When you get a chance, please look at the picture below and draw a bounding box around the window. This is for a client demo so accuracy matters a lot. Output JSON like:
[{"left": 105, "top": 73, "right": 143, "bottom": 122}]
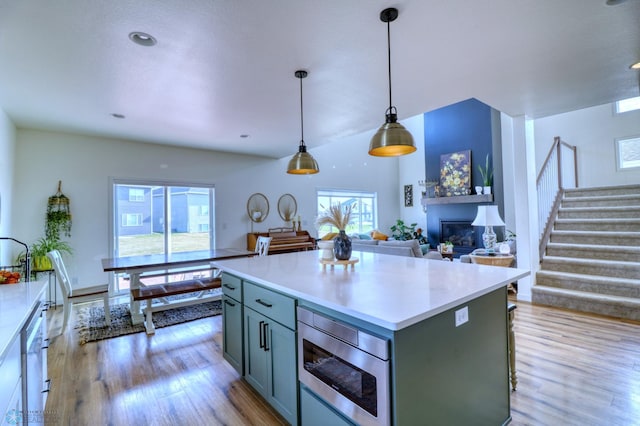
[
  {"left": 316, "top": 189, "right": 377, "bottom": 238},
  {"left": 616, "top": 137, "right": 640, "bottom": 170},
  {"left": 128, "top": 188, "right": 145, "bottom": 202},
  {"left": 122, "top": 213, "right": 142, "bottom": 227},
  {"left": 615, "top": 96, "right": 640, "bottom": 114},
  {"left": 110, "top": 180, "right": 215, "bottom": 293}
]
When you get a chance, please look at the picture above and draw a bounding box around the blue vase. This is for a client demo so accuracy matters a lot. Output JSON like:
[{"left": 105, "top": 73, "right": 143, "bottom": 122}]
[{"left": 333, "top": 230, "right": 352, "bottom": 260}]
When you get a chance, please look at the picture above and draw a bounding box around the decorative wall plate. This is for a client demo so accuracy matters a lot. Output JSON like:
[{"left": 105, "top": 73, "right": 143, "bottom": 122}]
[
  {"left": 247, "top": 193, "right": 269, "bottom": 223},
  {"left": 277, "top": 193, "right": 297, "bottom": 222}
]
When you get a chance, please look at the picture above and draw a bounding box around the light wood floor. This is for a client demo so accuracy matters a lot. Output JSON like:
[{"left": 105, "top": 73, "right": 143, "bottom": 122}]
[{"left": 44, "top": 298, "right": 640, "bottom": 425}]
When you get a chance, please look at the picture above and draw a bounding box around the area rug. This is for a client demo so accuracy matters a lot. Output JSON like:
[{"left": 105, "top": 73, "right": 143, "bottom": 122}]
[{"left": 75, "top": 299, "right": 222, "bottom": 345}]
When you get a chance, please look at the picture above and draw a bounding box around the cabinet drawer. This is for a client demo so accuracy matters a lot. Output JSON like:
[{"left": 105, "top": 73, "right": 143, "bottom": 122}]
[
  {"left": 244, "top": 282, "right": 295, "bottom": 329},
  {"left": 221, "top": 273, "right": 243, "bottom": 301}
]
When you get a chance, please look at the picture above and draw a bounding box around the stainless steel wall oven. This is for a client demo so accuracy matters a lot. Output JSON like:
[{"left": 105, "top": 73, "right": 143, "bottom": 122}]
[{"left": 297, "top": 307, "right": 390, "bottom": 426}]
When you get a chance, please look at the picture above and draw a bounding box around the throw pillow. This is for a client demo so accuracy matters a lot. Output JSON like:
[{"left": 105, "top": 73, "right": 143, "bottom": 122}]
[
  {"left": 358, "top": 233, "right": 373, "bottom": 240},
  {"left": 321, "top": 232, "right": 338, "bottom": 240},
  {"left": 371, "top": 230, "right": 388, "bottom": 241}
]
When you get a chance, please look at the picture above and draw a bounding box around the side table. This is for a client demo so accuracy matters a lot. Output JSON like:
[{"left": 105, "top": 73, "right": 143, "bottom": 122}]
[{"left": 468, "top": 254, "right": 516, "bottom": 293}]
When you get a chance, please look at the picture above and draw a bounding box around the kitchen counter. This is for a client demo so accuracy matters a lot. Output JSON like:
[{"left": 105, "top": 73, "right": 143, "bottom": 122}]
[
  {"left": 0, "top": 280, "right": 47, "bottom": 360},
  {"left": 212, "top": 250, "right": 529, "bottom": 330}
]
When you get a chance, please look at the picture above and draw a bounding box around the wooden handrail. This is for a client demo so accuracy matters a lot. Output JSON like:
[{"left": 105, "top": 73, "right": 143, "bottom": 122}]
[{"left": 537, "top": 137, "right": 578, "bottom": 259}]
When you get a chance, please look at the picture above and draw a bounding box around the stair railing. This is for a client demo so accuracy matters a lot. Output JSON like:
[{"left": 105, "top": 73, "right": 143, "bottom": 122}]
[{"left": 537, "top": 136, "right": 578, "bottom": 259}]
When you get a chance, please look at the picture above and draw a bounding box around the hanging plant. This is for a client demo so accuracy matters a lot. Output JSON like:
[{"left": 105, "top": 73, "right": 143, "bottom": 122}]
[{"left": 45, "top": 181, "right": 72, "bottom": 240}]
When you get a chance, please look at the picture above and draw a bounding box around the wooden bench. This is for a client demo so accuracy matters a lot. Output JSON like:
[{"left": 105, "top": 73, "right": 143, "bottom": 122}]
[{"left": 132, "top": 274, "right": 222, "bottom": 334}]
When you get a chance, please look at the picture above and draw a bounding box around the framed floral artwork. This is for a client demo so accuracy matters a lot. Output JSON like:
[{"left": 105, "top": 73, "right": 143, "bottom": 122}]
[{"left": 439, "top": 150, "right": 471, "bottom": 196}]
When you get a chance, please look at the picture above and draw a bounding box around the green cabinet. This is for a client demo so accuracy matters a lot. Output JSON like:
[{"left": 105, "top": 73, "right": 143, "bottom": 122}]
[
  {"left": 221, "top": 273, "right": 243, "bottom": 374},
  {"left": 243, "top": 283, "right": 297, "bottom": 425},
  {"left": 300, "top": 385, "right": 355, "bottom": 426}
]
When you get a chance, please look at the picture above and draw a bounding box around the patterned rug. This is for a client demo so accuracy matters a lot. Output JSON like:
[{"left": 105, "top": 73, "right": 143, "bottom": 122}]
[{"left": 75, "top": 299, "right": 222, "bottom": 345}]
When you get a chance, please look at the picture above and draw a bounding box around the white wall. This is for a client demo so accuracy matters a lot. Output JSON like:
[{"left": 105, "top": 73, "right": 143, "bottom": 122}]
[
  {"left": 534, "top": 103, "right": 640, "bottom": 188},
  {"left": 11, "top": 121, "right": 417, "bottom": 287},
  {"left": 398, "top": 114, "right": 427, "bottom": 233},
  {"left": 0, "top": 108, "right": 16, "bottom": 266},
  {"left": 12, "top": 129, "right": 267, "bottom": 286}
]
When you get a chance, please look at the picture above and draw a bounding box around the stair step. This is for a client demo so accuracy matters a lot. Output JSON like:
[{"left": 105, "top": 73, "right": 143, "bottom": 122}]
[
  {"left": 554, "top": 218, "right": 640, "bottom": 232},
  {"left": 558, "top": 206, "right": 640, "bottom": 219},
  {"left": 564, "top": 185, "right": 640, "bottom": 198},
  {"left": 549, "top": 230, "right": 640, "bottom": 246},
  {"left": 545, "top": 242, "right": 640, "bottom": 262},
  {"left": 538, "top": 185, "right": 640, "bottom": 320},
  {"left": 536, "top": 270, "right": 640, "bottom": 298},
  {"left": 532, "top": 286, "right": 640, "bottom": 321},
  {"left": 541, "top": 256, "right": 640, "bottom": 280},
  {"left": 561, "top": 194, "right": 640, "bottom": 208}
]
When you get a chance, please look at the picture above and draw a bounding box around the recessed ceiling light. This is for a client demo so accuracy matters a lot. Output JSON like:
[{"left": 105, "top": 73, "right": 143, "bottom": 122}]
[
  {"left": 128, "top": 31, "right": 157, "bottom": 47},
  {"left": 605, "top": 0, "right": 627, "bottom": 5},
  {"left": 630, "top": 61, "right": 640, "bottom": 70},
  {"left": 111, "top": 113, "right": 125, "bottom": 119},
  {"left": 240, "top": 134, "right": 249, "bottom": 138}
]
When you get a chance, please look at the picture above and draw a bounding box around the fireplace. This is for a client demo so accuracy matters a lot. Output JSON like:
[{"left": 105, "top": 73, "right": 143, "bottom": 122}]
[{"left": 440, "top": 220, "right": 477, "bottom": 256}]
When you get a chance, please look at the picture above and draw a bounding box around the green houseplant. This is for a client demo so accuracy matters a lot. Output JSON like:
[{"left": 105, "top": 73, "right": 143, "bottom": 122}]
[
  {"left": 478, "top": 154, "right": 493, "bottom": 194},
  {"left": 30, "top": 236, "right": 72, "bottom": 271},
  {"left": 390, "top": 219, "right": 417, "bottom": 241}
]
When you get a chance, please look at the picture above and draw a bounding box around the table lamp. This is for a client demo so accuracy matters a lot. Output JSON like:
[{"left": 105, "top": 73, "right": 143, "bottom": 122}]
[{"left": 471, "top": 205, "right": 505, "bottom": 251}]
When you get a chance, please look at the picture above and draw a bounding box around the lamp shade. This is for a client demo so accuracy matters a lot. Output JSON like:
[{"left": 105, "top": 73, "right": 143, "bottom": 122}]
[
  {"left": 471, "top": 205, "right": 505, "bottom": 227},
  {"left": 368, "top": 118, "right": 416, "bottom": 157},
  {"left": 286, "top": 145, "right": 319, "bottom": 175}
]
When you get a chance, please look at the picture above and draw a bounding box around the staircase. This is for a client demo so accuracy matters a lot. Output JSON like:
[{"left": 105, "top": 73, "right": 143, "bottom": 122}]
[{"left": 532, "top": 185, "right": 640, "bottom": 320}]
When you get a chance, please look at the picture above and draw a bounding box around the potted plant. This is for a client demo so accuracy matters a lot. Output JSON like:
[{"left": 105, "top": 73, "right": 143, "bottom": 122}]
[
  {"left": 478, "top": 154, "right": 493, "bottom": 195},
  {"left": 441, "top": 241, "right": 454, "bottom": 254},
  {"left": 316, "top": 203, "right": 353, "bottom": 260},
  {"left": 29, "top": 236, "right": 72, "bottom": 271},
  {"left": 390, "top": 219, "right": 417, "bottom": 241}
]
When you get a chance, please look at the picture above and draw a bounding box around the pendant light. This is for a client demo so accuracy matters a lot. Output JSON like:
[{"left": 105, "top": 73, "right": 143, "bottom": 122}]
[
  {"left": 369, "top": 7, "right": 416, "bottom": 157},
  {"left": 287, "top": 70, "right": 320, "bottom": 174}
]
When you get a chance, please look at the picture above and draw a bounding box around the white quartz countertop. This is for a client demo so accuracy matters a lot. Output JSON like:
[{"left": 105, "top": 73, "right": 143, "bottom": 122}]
[
  {"left": 0, "top": 280, "right": 47, "bottom": 360},
  {"left": 213, "top": 250, "right": 529, "bottom": 331}
]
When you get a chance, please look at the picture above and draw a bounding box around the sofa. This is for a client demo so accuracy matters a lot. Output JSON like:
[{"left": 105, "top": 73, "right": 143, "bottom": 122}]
[{"left": 351, "top": 238, "right": 426, "bottom": 258}]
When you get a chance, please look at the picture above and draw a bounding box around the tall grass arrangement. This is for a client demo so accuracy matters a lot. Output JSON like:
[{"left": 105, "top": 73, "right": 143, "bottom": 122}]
[{"left": 315, "top": 203, "right": 353, "bottom": 231}]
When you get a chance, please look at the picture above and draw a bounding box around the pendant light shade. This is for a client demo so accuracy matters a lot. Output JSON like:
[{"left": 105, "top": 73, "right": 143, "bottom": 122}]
[
  {"left": 287, "top": 70, "right": 319, "bottom": 175},
  {"left": 369, "top": 7, "right": 416, "bottom": 157}
]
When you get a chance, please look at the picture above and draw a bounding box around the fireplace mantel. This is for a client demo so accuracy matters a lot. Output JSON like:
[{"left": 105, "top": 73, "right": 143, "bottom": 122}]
[{"left": 423, "top": 194, "right": 493, "bottom": 205}]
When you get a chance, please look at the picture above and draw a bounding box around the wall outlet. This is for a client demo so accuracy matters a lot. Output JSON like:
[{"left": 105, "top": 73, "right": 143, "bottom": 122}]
[{"left": 455, "top": 306, "right": 469, "bottom": 327}]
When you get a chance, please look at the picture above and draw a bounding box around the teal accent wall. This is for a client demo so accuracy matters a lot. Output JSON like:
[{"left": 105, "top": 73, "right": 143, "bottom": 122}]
[{"left": 424, "top": 98, "right": 504, "bottom": 253}]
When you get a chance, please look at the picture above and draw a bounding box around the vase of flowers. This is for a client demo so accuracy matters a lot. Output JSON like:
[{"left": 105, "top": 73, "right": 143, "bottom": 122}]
[{"left": 316, "top": 203, "right": 353, "bottom": 261}]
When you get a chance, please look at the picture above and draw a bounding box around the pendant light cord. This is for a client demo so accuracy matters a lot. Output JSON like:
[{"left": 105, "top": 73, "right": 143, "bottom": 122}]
[
  {"left": 299, "top": 74, "right": 305, "bottom": 146},
  {"left": 386, "top": 18, "right": 393, "bottom": 112}
]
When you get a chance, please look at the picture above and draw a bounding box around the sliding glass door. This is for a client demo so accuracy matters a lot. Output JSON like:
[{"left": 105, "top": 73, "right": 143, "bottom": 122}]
[{"left": 111, "top": 180, "right": 215, "bottom": 292}]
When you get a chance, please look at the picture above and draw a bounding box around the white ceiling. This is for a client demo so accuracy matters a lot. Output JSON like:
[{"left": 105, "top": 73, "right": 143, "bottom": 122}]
[{"left": 0, "top": 0, "right": 638, "bottom": 159}]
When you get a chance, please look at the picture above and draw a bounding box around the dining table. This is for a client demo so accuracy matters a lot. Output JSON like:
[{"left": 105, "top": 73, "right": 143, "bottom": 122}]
[{"left": 102, "top": 248, "right": 255, "bottom": 326}]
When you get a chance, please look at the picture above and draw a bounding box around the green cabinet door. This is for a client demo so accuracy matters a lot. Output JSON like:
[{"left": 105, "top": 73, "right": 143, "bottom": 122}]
[
  {"left": 222, "top": 295, "right": 243, "bottom": 374},
  {"left": 267, "top": 318, "right": 297, "bottom": 423},
  {"left": 244, "top": 307, "right": 269, "bottom": 396},
  {"left": 244, "top": 306, "right": 298, "bottom": 425}
]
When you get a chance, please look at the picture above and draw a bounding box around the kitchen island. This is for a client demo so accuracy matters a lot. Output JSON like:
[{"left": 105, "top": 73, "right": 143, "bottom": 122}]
[{"left": 213, "top": 250, "right": 529, "bottom": 425}]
